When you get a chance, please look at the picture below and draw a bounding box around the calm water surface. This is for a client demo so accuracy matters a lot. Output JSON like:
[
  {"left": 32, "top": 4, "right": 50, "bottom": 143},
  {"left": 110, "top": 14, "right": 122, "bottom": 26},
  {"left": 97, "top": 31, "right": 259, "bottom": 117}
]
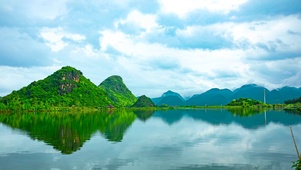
[{"left": 0, "top": 109, "right": 300, "bottom": 170}]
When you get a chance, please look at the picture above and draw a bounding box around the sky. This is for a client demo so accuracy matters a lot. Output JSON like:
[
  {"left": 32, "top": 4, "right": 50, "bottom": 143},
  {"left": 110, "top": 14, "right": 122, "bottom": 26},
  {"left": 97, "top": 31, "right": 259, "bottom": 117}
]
[{"left": 0, "top": 0, "right": 301, "bottom": 98}]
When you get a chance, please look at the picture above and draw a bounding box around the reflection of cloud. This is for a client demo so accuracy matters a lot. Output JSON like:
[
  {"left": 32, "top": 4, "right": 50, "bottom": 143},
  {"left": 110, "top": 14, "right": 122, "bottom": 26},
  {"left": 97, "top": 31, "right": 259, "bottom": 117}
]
[
  {"left": 124, "top": 119, "right": 298, "bottom": 169},
  {"left": 1, "top": 114, "right": 300, "bottom": 169},
  {"left": 0, "top": 124, "right": 58, "bottom": 155}
]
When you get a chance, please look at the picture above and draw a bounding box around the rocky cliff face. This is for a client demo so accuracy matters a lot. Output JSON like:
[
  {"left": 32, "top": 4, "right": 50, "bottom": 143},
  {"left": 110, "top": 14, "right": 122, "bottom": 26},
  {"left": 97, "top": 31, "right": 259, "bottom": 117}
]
[{"left": 59, "top": 69, "right": 81, "bottom": 95}]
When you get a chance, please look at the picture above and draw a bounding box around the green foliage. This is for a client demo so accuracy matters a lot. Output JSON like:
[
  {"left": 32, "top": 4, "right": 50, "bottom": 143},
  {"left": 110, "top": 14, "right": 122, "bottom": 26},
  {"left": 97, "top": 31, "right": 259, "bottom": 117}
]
[
  {"left": 283, "top": 96, "right": 301, "bottom": 114},
  {"left": 227, "top": 107, "right": 266, "bottom": 117},
  {"left": 292, "top": 159, "right": 301, "bottom": 170},
  {"left": 132, "top": 95, "right": 155, "bottom": 107},
  {"left": 0, "top": 66, "right": 112, "bottom": 110},
  {"left": 226, "top": 98, "right": 265, "bottom": 107},
  {"left": 99, "top": 75, "right": 137, "bottom": 107},
  {"left": 285, "top": 96, "right": 301, "bottom": 104},
  {"left": 0, "top": 110, "right": 136, "bottom": 154}
]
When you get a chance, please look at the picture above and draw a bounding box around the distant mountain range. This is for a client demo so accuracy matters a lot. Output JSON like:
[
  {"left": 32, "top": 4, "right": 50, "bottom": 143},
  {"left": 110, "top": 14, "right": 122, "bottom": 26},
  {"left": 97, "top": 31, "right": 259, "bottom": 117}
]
[
  {"left": 152, "top": 84, "right": 301, "bottom": 106},
  {"left": 152, "top": 90, "right": 186, "bottom": 106},
  {"left": 0, "top": 66, "right": 300, "bottom": 109}
]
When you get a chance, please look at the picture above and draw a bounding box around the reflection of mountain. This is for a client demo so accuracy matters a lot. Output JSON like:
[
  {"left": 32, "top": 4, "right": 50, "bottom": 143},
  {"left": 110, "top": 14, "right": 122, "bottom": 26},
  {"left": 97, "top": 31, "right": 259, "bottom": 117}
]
[
  {"left": 153, "top": 109, "right": 301, "bottom": 129},
  {"left": 0, "top": 110, "right": 136, "bottom": 154},
  {"left": 133, "top": 110, "right": 155, "bottom": 122},
  {"left": 153, "top": 110, "right": 185, "bottom": 125}
]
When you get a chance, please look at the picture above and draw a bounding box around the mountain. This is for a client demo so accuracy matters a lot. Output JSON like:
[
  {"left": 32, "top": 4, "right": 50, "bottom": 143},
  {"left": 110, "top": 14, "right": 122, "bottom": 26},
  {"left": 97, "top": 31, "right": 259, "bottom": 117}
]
[
  {"left": 158, "top": 96, "right": 186, "bottom": 106},
  {"left": 132, "top": 95, "right": 155, "bottom": 107},
  {"left": 231, "top": 84, "right": 268, "bottom": 102},
  {"left": 152, "top": 90, "right": 185, "bottom": 106},
  {"left": 186, "top": 88, "right": 232, "bottom": 106},
  {"left": 268, "top": 87, "right": 301, "bottom": 104},
  {"left": 99, "top": 75, "right": 137, "bottom": 107},
  {"left": 186, "top": 84, "right": 301, "bottom": 106},
  {"left": 231, "top": 84, "right": 301, "bottom": 104},
  {"left": 0, "top": 66, "right": 111, "bottom": 109}
]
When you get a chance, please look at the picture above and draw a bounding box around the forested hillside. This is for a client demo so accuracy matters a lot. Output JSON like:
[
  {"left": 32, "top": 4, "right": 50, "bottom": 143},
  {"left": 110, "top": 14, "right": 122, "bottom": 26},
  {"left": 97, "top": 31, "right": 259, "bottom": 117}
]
[
  {"left": 0, "top": 66, "right": 112, "bottom": 110},
  {"left": 99, "top": 75, "right": 137, "bottom": 107}
]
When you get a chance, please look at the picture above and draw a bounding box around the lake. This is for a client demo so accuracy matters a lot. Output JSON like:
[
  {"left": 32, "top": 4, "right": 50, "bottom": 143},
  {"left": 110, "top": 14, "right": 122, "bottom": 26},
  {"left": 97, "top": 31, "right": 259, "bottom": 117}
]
[{"left": 0, "top": 109, "right": 300, "bottom": 170}]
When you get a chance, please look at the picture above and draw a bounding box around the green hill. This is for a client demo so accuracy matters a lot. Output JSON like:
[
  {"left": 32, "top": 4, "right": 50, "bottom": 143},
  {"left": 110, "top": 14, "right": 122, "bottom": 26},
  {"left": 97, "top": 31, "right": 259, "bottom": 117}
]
[
  {"left": 99, "top": 75, "right": 137, "bottom": 107},
  {"left": 0, "top": 66, "right": 111, "bottom": 110},
  {"left": 132, "top": 95, "right": 155, "bottom": 107}
]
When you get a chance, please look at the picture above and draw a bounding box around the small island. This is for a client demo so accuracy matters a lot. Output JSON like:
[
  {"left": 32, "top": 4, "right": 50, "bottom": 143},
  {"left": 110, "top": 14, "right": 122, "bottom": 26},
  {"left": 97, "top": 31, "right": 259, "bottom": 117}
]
[{"left": 226, "top": 98, "right": 269, "bottom": 107}]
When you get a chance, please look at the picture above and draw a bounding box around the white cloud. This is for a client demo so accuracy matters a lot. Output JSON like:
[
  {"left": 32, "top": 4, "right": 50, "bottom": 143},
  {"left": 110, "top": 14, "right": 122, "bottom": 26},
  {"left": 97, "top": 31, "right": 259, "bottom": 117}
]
[
  {"left": 99, "top": 29, "right": 252, "bottom": 96},
  {"left": 176, "top": 15, "right": 301, "bottom": 54},
  {"left": 229, "top": 15, "right": 301, "bottom": 53},
  {"left": 25, "top": 0, "right": 69, "bottom": 20},
  {"left": 115, "top": 10, "right": 160, "bottom": 33},
  {"left": 40, "top": 27, "right": 85, "bottom": 52},
  {"left": 158, "top": 0, "right": 248, "bottom": 18},
  {"left": 249, "top": 57, "right": 301, "bottom": 89},
  {"left": 0, "top": 66, "right": 60, "bottom": 97},
  {"left": 0, "top": 0, "right": 69, "bottom": 20},
  {"left": 1, "top": 0, "right": 300, "bottom": 97}
]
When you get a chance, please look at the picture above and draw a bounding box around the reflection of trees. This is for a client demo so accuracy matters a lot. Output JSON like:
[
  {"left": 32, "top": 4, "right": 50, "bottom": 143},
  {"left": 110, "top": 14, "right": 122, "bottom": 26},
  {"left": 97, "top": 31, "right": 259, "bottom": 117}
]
[
  {"left": 0, "top": 109, "right": 136, "bottom": 154},
  {"left": 133, "top": 109, "right": 155, "bottom": 122},
  {"left": 99, "top": 109, "right": 136, "bottom": 142},
  {"left": 284, "top": 108, "right": 301, "bottom": 115},
  {"left": 227, "top": 107, "right": 266, "bottom": 117}
]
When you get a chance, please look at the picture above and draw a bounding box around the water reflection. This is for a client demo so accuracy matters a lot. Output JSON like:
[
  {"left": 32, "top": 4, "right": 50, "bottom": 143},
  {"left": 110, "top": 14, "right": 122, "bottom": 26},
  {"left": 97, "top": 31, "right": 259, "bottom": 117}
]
[
  {"left": 1, "top": 109, "right": 301, "bottom": 155},
  {"left": 133, "top": 109, "right": 155, "bottom": 122},
  {"left": 0, "top": 109, "right": 136, "bottom": 154},
  {"left": 1, "top": 108, "right": 301, "bottom": 170},
  {"left": 152, "top": 108, "right": 301, "bottom": 129}
]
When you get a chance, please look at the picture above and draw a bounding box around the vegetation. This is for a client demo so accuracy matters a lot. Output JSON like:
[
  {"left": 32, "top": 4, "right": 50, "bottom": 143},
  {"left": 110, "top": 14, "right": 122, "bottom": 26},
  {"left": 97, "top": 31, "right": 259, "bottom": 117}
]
[
  {"left": 99, "top": 75, "right": 137, "bottom": 107},
  {"left": 285, "top": 96, "right": 301, "bottom": 104},
  {"left": 292, "top": 159, "right": 301, "bottom": 170},
  {"left": 0, "top": 66, "right": 112, "bottom": 111},
  {"left": 284, "top": 96, "right": 301, "bottom": 113},
  {"left": 132, "top": 95, "right": 155, "bottom": 107},
  {"left": 226, "top": 98, "right": 268, "bottom": 107}
]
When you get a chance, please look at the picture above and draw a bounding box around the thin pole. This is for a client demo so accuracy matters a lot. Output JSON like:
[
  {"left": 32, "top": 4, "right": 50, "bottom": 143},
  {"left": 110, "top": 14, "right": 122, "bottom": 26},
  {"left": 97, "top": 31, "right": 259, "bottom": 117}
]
[
  {"left": 264, "top": 110, "right": 267, "bottom": 125},
  {"left": 290, "top": 126, "right": 300, "bottom": 158},
  {"left": 263, "top": 89, "right": 266, "bottom": 104}
]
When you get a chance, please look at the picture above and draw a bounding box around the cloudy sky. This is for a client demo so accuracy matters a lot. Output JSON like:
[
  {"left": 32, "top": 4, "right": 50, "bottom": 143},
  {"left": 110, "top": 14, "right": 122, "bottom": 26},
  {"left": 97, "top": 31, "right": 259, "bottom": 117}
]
[{"left": 0, "top": 0, "right": 301, "bottom": 98}]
